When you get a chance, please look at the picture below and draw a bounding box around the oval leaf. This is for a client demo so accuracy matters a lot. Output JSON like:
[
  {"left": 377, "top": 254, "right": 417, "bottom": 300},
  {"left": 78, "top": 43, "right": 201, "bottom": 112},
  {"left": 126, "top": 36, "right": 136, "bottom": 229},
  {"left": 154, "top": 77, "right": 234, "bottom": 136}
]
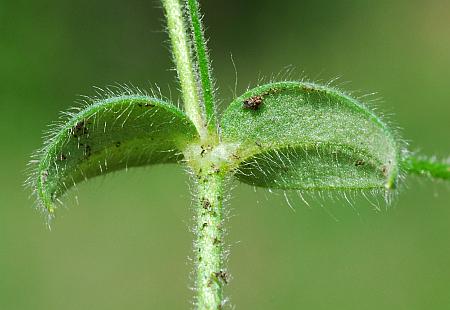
[
  {"left": 220, "top": 82, "right": 402, "bottom": 191},
  {"left": 29, "top": 95, "right": 198, "bottom": 219}
]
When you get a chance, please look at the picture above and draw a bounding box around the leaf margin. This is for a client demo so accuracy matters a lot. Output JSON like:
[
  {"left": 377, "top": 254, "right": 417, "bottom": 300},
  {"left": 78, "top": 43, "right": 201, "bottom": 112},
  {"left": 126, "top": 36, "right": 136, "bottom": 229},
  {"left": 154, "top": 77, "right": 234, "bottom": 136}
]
[
  {"left": 27, "top": 93, "right": 199, "bottom": 222},
  {"left": 220, "top": 81, "right": 404, "bottom": 192}
]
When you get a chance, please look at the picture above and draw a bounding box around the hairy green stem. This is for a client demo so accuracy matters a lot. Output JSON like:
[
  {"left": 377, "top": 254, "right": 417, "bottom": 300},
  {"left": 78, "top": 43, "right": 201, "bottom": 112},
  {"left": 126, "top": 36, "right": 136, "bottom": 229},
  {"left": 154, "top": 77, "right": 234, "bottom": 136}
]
[
  {"left": 194, "top": 171, "right": 226, "bottom": 310},
  {"left": 162, "top": 0, "right": 207, "bottom": 138},
  {"left": 186, "top": 0, "right": 217, "bottom": 133},
  {"left": 163, "top": 0, "right": 225, "bottom": 307},
  {"left": 403, "top": 155, "right": 450, "bottom": 181}
]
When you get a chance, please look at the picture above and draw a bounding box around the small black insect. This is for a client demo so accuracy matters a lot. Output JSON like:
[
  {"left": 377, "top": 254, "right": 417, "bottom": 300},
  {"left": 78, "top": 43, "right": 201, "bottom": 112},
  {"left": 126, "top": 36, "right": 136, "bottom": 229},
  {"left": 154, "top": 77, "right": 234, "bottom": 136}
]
[
  {"left": 115, "top": 141, "right": 121, "bottom": 148},
  {"left": 243, "top": 95, "right": 263, "bottom": 110}
]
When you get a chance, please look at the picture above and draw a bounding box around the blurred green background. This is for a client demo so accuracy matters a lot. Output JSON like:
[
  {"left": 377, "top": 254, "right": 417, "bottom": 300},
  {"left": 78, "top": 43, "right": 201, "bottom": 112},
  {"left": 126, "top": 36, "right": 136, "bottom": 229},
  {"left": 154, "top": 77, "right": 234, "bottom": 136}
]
[{"left": 1, "top": 0, "right": 449, "bottom": 309}]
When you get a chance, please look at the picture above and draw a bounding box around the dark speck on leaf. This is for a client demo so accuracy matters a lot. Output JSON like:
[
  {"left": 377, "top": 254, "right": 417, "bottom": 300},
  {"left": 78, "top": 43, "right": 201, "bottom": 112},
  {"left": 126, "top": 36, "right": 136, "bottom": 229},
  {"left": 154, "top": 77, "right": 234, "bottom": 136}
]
[
  {"left": 302, "top": 85, "right": 320, "bottom": 93},
  {"left": 381, "top": 165, "right": 388, "bottom": 176},
  {"left": 243, "top": 95, "right": 263, "bottom": 110},
  {"left": 138, "top": 102, "right": 155, "bottom": 108},
  {"left": 355, "top": 160, "right": 365, "bottom": 167},
  {"left": 71, "top": 120, "right": 89, "bottom": 138}
]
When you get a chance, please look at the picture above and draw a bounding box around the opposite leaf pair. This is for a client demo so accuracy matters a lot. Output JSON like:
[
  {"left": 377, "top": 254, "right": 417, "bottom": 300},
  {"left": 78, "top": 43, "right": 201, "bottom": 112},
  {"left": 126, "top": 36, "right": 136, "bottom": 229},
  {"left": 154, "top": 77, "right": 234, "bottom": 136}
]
[
  {"left": 30, "top": 81, "right": 401, "bottom": 221},
  {"left": 28, "top": 0, "right": 449, "bottom": 308}
]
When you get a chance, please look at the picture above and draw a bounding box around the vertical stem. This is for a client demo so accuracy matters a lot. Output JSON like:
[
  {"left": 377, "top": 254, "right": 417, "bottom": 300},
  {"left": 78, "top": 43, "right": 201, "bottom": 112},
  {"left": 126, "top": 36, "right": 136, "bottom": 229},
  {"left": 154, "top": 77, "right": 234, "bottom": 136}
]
[
  {"left": 161, "top": 0, "right": 207, "bottom": 139},
  {"left": 194, "top": 171, "right": 226, "bottom": 309},
  {"left": 186, "top": 0, "right": 217, "bottom": 133}
]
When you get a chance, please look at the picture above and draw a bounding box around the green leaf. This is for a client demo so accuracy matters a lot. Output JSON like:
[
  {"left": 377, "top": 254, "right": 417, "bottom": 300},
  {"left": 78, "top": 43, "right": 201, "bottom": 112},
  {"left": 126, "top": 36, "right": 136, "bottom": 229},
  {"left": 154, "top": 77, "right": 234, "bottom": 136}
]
[
  {"left": 29, "top": 95, "right": 198, "bottom": 220},
  {"left": 220, "top": 81, "right": 402, "bottom": 191}
]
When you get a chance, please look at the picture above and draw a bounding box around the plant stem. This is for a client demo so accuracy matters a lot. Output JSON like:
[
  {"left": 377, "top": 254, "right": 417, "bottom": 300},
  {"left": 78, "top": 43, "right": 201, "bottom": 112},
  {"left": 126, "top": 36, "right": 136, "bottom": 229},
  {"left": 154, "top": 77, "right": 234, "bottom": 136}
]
[
  {"left": 186, "top": 0, "right": 217, "bottom": 133},
  {"left": 194, "top": 171, "right": 226, "bottom": 310},
  {"left": 161, "top": 0, "right": 207, "bottom": 139},
  {"left": 403, "top": 155, "right": 450, "bottom": 181},
  {"left": 163, "top": 0, "right": 225, "bottom": 307}
]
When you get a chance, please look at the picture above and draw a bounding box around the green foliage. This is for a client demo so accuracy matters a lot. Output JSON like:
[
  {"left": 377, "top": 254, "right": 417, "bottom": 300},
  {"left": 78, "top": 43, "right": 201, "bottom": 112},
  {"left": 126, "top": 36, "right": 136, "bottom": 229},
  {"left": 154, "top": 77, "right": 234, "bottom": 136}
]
[
  {"left": 221, "top": 82, "right": 401, "bottom": 191},
  {"left": 27, "top": 0, "right": 449, "bottom": 309},
  {"left": 28, "top": 94, "right": 198, "bottom": 221}
]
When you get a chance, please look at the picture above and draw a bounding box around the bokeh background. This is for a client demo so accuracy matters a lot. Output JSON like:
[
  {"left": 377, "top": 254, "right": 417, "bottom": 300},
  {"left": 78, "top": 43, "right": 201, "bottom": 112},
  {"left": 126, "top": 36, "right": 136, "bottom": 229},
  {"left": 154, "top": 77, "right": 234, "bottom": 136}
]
[{"left": 1, "top": 0, "right": 450, "bottom": 309}]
